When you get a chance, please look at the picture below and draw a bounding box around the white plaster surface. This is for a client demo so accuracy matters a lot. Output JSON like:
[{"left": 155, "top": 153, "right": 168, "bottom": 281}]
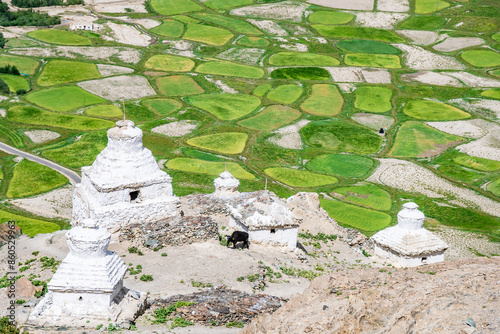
[{"left": 214, "top": 171, "right": 240, "bottom": 198}]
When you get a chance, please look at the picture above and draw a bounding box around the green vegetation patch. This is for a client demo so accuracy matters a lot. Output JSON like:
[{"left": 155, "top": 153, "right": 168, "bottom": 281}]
[
  {"left": 25, "top": 86, "right": 106, "bottom": 112},
  {"left": 398, "top": 16, "right": 447, "bottom": 30},
  {"left": 461, "top": 50, "right": 500, "bottom": 68},
  {"left": 355, "top": 86, "right": 392, "bottom": 113},
  {"left": 37, "top": 60, "right": 101, "bottom": 87},
  {"left": 266, "top": 85, "right": 303, "bottom": 104},
  {"left": 196, "top": 61, "right": 264, "bottom": 78},
  {"left": 404, "top": 100, "right": 470, "bottom": 121},
  {"left": 306, "top": 153, "right": 374, "bottom": 178},
  {"left": 308, "top": 11, "right": 354, "bottom": 25},
  {"left": 333, "top": 185, "right": 391, "bottom": 211},
  {"left": 145, "top": 55, "right": 195, "bottom": 72},
  {"left": 238, "top": 105, "right": 301, "bottom": 131},
  {"left": 300, "top": 84, "right": 343, "bottom": 116},
  {"left": 0, "top": 209, "right": 60, "bottom": 237},
  {"left": 481, "top": 88, "right": 500, "bottom": 100},
  {"left": 344, "top": 54, "right": 401, "bottom": 68},
  {"left": 265, "top": 167, "right": 338, "bottom": 188},
  {"left": 268, "top": 52, "right": 339, "bottom": 66},
  {"left": 204, "top": 0, "right": 253, "bottom": 9},
  {"left": 252, "top": 83, "right": 272, "bottom": 97},
  {"left": 493, "top": 33, "right": 500, "bottom": 42},
  {"left": 7, "top": 159, "right": 68, "bottom": 198},
  {"left": 337, "top": 39, "right": 401, "bottom": 55},
  {"left": 312, "top": 25, "right": 404, "bottom": 43},
  {"left": 320, "top": 199, "right": 391, "bottom": 231},
  {"left": 487, "top": 178, "right": 500, "bottom": 196},
  {"left": 0, "top": 74, "right": 29, "bottom": 92},
  {"left": 156, "top": 75, "right": 204, "bottom": 96},
  {"left": 301, "top": 119, "right": 383, "bottom": 154},
  {"left": 389, "top": 121, "right": 464, "bottom": 157},
  {"left": 270, "top": 67, "right": 330, "bottom": 81},
  {"left": 183, "top": 24, "right": 234, "bottom": 46},
  {"left": 150, "top": 0, "right": 202, "bottom": 15},
  {"left": 85, "top": 104, "right": 122, "bottom": 118},
  {"left": 237, "top": 36, "right": 269, "bottom": 47},
  {"left": 186, "top": 93, "right": 260, "bottom": 120},
  {"left": 8, "top": 106, "right": 114, "bottom": 130},
  {"left": 192, "top": 13, "right": 262, "bottom": 35},
  {"left": 150, "top": 20, "right": 184, "bottom": 38},
  {"left": 187, "top": 132, "right": 248, "bottom": 154},
  {"left": 454, "top": 155, "right": 500, "bottom": 172},
  {"left": 28, "top": 29, "right": 91, "bottom": 45},
  {"left": 166, "top": 158, "right": 255, "bottom": 179},
  {"left": 0, "top": 55, "right": 39, "bottom": 75},
  {"left": 143, "top": 98, "right": 182, "bottom": 115},
  {"left": 415, "top": 0, "right": 450, "bottom": 14}
]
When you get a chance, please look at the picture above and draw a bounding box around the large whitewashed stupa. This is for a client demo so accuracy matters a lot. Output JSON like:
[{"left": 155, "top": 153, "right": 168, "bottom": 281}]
[
  {"left": 72, "top": 120, "right": 180, "bottom": 233},
  {"left": 213, "top": 169, "right": 240, "bottom": 198}
]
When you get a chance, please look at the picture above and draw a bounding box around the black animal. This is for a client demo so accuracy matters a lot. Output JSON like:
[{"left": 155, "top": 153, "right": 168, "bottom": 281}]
[{"left": 226, "top": 231, "right": 249, "bottom": 249}]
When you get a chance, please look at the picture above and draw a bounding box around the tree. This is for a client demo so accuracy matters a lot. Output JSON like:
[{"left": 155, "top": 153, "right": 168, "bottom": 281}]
[
  {"left": 0, "top": 78, "right": 10, "bottom": 95},
  {"left": 0, "top": 32, "right": 4, "bottom": 48}
]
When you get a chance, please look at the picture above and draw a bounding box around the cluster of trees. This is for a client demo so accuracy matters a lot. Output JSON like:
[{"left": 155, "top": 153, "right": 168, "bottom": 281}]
[
  {"left": 12, "top": 0, "right": 84, "bottom": 8},
  {"left": 0, "top": 1, "right": 60, "bottom": 26},
  {"left": 0, "top": 65, "right": 20, "bottom": 75}
]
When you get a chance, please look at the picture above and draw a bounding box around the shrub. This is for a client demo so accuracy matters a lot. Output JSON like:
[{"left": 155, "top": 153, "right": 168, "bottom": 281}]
[
  {"left": 171, "top": 317, "right": 193, "bottom": 329},
  {"left": 16, "top": 89, "right": 26, "bottom": 95},
  {"left": 226, "top": 321, "right": 244, "bottom": 328},
  {"left": 161, "top": 253, "right": 168, "bottom": 257},
  {"left": 140, "top": 274, "right": 153, "bottom": 282}
]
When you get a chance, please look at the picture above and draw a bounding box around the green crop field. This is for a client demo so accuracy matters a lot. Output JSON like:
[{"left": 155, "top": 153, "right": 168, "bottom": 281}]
[
  {"left": 196, "top": 61, "right": 264, "bottom": 78},
  {"left": 166, "top": 158, "right": 255, "bottom": 179},
  {"left": 0, "top": 74, "right": 29, "bottom": 92},
  {"left": 187, "top": 132, "right": 248, "bottom": 154},
  {"left": 0, "top": 209, "right": 61, "bottom": 237},
  {"left": 25, "top": 86, "right": 106, "bottom": 112},
  {"left": 37, "top": 60, "right": 101, "bottom": 87},
  {"left": 301, "top": 84, "right": 343, "bottom": 116},
  {"left": 461, "top": 50, "right": 500, "bottom": 68},
  {"left": 306, "top": 153, "right": 374, "bottom": 178},
  {"left": 344, "top": 54, "right": 401, "bottom": 68},
  {"left": 337, "top": 40, "right": 401, "bottom": 55},
  {"left": 332, "top": 185, "right": 392, "bottom": 211},
  {"left": 454, "top": 155, "right": 500, "bottom": 172},
  {"left": 268, "top": 52, "right": 339, "bottom": 66},
  {"left": 186, "top": 93, "right": 260, "bottom": 120},
  {"left": 204, "top": 0, "right": 252, "bottom": 9},
  {"left": 253, "top": 84, "right": 272, "bottom": 97},
  {"left": 398, "top": 16, "right": 446, "bottom": 30},
  {"left": 404, "top": 100, "right": 470, "bottom": 121},
  {"left": 266, "top": 85, "right": 303, "bottom": 104},
  {"left": 320, "top": 199, "right": 392, "bottom": 231},
  {"left": 7, "top": 159, "right": 68, "bottom": 198},
  {"left": 144, "top": 55, "right": 195, "bottom": 72},
  {"left": 307, "top": 11, "right": 354, "bottom": 25},
  {"left": 183, "top": 23, "right": 233, "bottom": 46},
  {"left": 156, "top": 75, "right": 204, "bottom": 96},
  {"left": 192, "top": 13, "right": 262, "bottom": 35},
  {"left": 0, "top": 55, "right": 39, "bottom": 75},
  {"left": 270, "top": 67, "right": 330, "bottom": 81},
  {"left": 151, "top": 0, "right": 202, "bottom": 15},
  {"left": 150, "top": 20, "right": 184, "bottom": 38},
  {"left": 481, "top": 89, "right": 500, "bottom": 100},
  {"left": 237, "top": 36, "right": 269, "bottom": 47},
  {"left": 8, "top": 106, "right": 114, "bottom": 130},
  {"left": 312, "top": 25, "right": 404, "bottom": 43},
  {"left": 85, "top": 104, "right": 123, "bottom": 118},
  {"left": 238, "top": 105, "right": 301, "bottom": 131},
  {"left": 265, "top": 167, "right": 338, "bottom": 188},
  {"left": 487, "top": 178, "right": 500, "bottom": 196},
  {"left": 390, "top": 122, "right": 464, "bottom": 157},
  {"left": 355, "top": 86, "right": 393, "bottom": 113},
  {"left": 28, "top": 29, "right": 91, "bottom": 45},
  {"left": 143, "top": 98, "right": 183, "bottom": 115},
  {"left": 415, "top": 0, "right": 450, "bottom": 14}
]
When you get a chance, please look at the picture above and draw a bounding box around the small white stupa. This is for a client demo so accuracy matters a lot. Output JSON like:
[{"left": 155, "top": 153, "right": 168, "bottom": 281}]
[
  {"left": 72, "top": 120, "right": 180, "bottom": 233},
  {"left": 28, "top": 218, "right": 146, "bottom": 327},
  {"left": 371, "top": 202, "right": 448, "bottom": 267},
  {"left": 213, "top": 168, "right": 240, "bottom": 198}
]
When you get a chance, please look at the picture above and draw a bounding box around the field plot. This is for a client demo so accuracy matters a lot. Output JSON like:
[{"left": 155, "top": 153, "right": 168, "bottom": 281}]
[
  {"left": 204, "top": 0, "right": 253, "bottom": 9},
  {"left": 270, "top": 67, "right": 330, "bottom": 81},
  {"left": 390, "top": 121, "right": 464, "bottom": 157},
  {"left": 143, "top": 98, "right": 182, "bottom": 115},
  {"left": 78, "top": 75, "right": 156, "bottom": 101},
  {"left": 196, "top": 61, "right": 264, "bottom": 78},
  {"left": 0, "top": 209, "right": 60, "bottom": 237},
  {"left": 7, "top": 159, "right": 67, "bottom": 198},
  {"left": 150, "top": 20, "right": 184, "bottom": 38},
  {"left": 187, "top": 132, "right": 248, "bottom": 154},
  {"left": 300, "top": 84, "right": 343, "bottom": 116},
  {"left": 320, "top": 199, "right": 392, "bottom": 231},
  {"left": 415, "top": 0, "right": 450, "bottom": 14},
  {"left": 183, "top": 24, "right": 234, "bottom": 46},
  {"left": 192, "top": 13, "right": 262, "bottom": 35},
  {"left": 0, "top": 55, "right": 39, "bottom": 75},
  {"left": 332, "top": 185, "right": 391, "bottom": 211},
  {"left": 481, "top": 89, "right": 500, "bottom": 100},
  {"left": 398, "top": 16, "right": 446, "bottom": 30},
  {"left": 301, "top": 119, "right": 383, "bottom": 154},
  {"left": 312, "top": 25, "right": 404, "bottom": 43},
  {"left": 265, "top": 167, "right": 338, "bottom": 188},
  {"left": 238, "top": 105, "right": 301, "bottom": 131},
  {"left": 306, "top": 153, "right": 374, "bottom": 178},
  {"left": 25, "top": 86, "right": 106, "bottom": 112},
  {"left": 156, "top": 75, "right": 204, "bottom": 96},
  {"left": 344, "top": 54, "right": 401, "bottom": 68},
  {"left": 237, "top": 36, "right": 269, "bottom": 47},
  {"left": 0, "top": 74, "right": 29, "bottom": 92},
  {"left": 307, "top": 11, "right": 354, "bottom": 25},
  {"left": 454, "top": 155, "right": 500, "bottom": 172},
  {"left": 266, "top": 85, "right": 303, "bottom": 104},
  {"left": 404, "top": 100, "right": 470, "bottom": 121},
  {"left": 144, "top": 55, "right": 195, "bottom": 72},
  {"left": 8, "top": 106, "right": 114, "bottom": 130},
  {"left": 337, "top": 40, "right": 400, "bottom": 55},
  {"left": 186, "top": 93, "right": 260, "bottom": 120},
  {"left": 461, "top": 50, "right": 500, "bottom": 68},
  {"left": 253, "top": 84, "right": 272, "bottom": 97},
  {"left": 28, "top": 29, "right": 91, "bottom": 46},
  {"left": 355, "top": 86, "right": 392, "bottom": 113},
  {"left": 487, "top": 178, "right": 500, "bottom": 196},
  {"left": 37, "top": 60, "right": 101, "bottom": 87},
  {"left": 166, "top": 158, "right": 255, "bottom": 179},
  {"left": 268, "top": 52, "right": 339, "bottom": 66},
  {"left": 150, "top": 0, "right": 202, "bottom": 15},
  {"left": 85, "top": 104, "right": 123, "bottom": 118}
]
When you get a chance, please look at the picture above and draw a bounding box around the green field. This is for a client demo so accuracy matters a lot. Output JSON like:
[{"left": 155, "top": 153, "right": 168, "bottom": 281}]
[
  {"left": 186, "top": 93, "right": 261, "bottom": 120},
  {"left": 196, "top": 61, "right": 264, "bottom": 78},
  {"left": 398, "top": 16, "right": 446, "bottom": 30},
  {"left": 85, "top": 104, "right": 123, "bottom": 118},
  {"left": 25, "top": 86, "right": 106, "bottom": 112},
  {"left": 192, "top": 13, "right": 262, "bottom": 35},
  {"left": 166, "top": 158, "right": 255, "bottom": 179},
  {"left": 404, "top": 100, "right": 470, "bottom": 121},
  {"left": 306, "top": 153, "right": 374, "bottom": 178},
  {"left": 238, "top": 105, "right": 301, "bottom": 131},
  {"left": 183, "top": 24, "right": 234, "bottom": 46},
  {"left": 0, "top": 74, "right": 30, "bottom": 92},
  {"left": 487, "top": 178, "right": 500, "bottom": 196},
  {"left": 332, "top": 185, "right": 391, "bottom": 211},
  {"left": 454, "top": 155, "right": 500, "bottom": 172},
  {"left": 301, "top": 119, "right": 383, "bottom": 154},
  {"left": 320, "top": 199, "right": 392, "bottom": 231},
  {"left": 150, "top": 0, "right": 202, "bottom": 15},
  {"left": 143, "top": 98, "right": 183, "bottom": 115},
  {"left": 0, "top": 55, "right": 39, "bottom": 75},
  {"left": 481, "top": 89, "right": 500, "bottom": 100},
  {"left": 461, "top": 50, "right": 500, "bottom": 68},
  {"left": 300, "top": 84, "right": 343, "bottom": 116},
  {"left": 337, "top": 40, "right": 401, "bottom": 55},
  {"left": 308, "top": 11, "right": 354, "bottom": 25},
  {"left": 253, "top": 84, "right": 272, "bottom": 97},
  {"left": 204, "top": 0, "right": 252, "bottom": 9},
  {"left": 415, "top": 0, "right": 450, "bottom": 14},
  {"left": 268, "top": 52, "right": 339, "bottom": 66},
  {"left": 266, "top": 85, "right": 303, "bottom": 104},
  {"left": 312, "top": 25, "right": 404, "bottom": 43},
  {"left": 156, "top": 75, "right": 204, "bottom": 96},
  {"left": 270, "top": 67, "right": 330, "bottom": 81},
  {"left": 7, "top": 159, "right": 68, "bottom": 198},
  {"left": 237, "top": 36, "right": 269, "bottom": 47},
  {"left": 0, "top": 209, "right": 61, "bottom": 237},
  {"left": 150, "top": 20, "right": 184, "bottom": 38},
  {"left": 344, "top": 54, "right": 401, "bottom": 68},
  {"left": 37, "top": 60, "right": 101, "bottom": 87},
  {"left": 28, "top": 29, "right": 91, "bottom": 45},
  {"left": 187, "top": 132, "right": 248, "bottom": 154},
  {"left": 355, "top": 86, "right": 392, "bottom": 113},
  {"left": 265, "top": 167, "right": 338, "bottom": 188},
  {"left": 389, "top": 121, "right": 464, "bottom": 157},
  {"left": 8, "top": 106, "right": 114, "bottom": 130},
  {"left": 144, "top": 55, "right": 195, "bottom": 72}
]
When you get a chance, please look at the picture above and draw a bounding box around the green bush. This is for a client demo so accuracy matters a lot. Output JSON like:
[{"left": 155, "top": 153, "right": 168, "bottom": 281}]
[{"left": 140, "top": 274, "right": 153, "bottom": 281}]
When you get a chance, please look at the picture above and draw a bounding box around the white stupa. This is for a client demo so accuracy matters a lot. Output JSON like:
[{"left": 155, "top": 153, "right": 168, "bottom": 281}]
[
  {"left": 72, "top": 120, "right": 180, "bottom": 233},
  {"left": 213, "top": 169, "right": 240, "bottom": 198},
  {"left": 28, "top": 218, "right": 146, "bottom": 327},
  {"left": 371, "top": 202, "right": 448, "bottom": 267}
]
